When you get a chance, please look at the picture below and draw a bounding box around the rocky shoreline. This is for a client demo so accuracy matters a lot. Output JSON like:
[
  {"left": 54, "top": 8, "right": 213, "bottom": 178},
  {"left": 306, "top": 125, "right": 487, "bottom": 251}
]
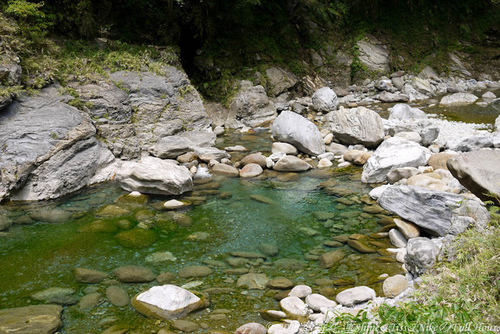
[{"left": 1, "top": 49, "right": 500, "bottom": 333}]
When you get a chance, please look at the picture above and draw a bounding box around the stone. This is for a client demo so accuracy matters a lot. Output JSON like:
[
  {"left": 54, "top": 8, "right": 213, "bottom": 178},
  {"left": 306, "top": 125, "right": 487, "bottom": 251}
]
[
  {"left": 145, "top": 252, "right": 177, "bottom": 264},
  {"left": 343, "top": 150, "right": 372, "bottom": 165},
  {"left": 347, "top": 239, "right": 377, "bottom": 253},
  {"left": 259, "top": 310, "right": 287, "bottom": 321},
  {"left": 240, "top": 163, "right": 264, "bottom": 178},
  {"left": 163, "top": 199, "right": 186, "bottom": 210},
  {"left": 388, "top": 104, "right": 427, "bottom": 121},
  {"left": 288, "top": 285, "right": 312, "bottom": 298},
  {"left": 0, "top": 216, "right": 13, "bottom": 231},
  {"left": 483, "top": 91, "right": 496, "bottom": 99},
  {"left": 259, "top": 243, "right": 279, "bottom": 256},
  {"left": 132, "top": 285, "right": 207, "bottom": 319},
  {"left": 313, "top": 211, "right": 336, "bottom": 220},
  {"left": 31, "top": 287, "right": 77, "bottom": 305},
  {"left": 361, "top": 137, "right": 429, "bottom": 183},
  {"left": 0, "top": 88, "right": 117, "bottom": 201},
  {"left": 116, "top": 157, "right": 193, "bottom": 196},
  {"left": 157, "top": 272, "right": 176, "bottom": 285},
  {"left": 427, "top": 152, "right": 457, "bottom": 170},
  {"left": 178, "top": 266, "right": 213, "bottom": 278},
  {"left": 272, "top": 142, "right": 298, "bottom": 155},
  {"left": 356, "top": 39, "right": 390, "bottom": 73},
  {"left": 407, "top": 174, "right": 450, "bottom": 192},
  {"left": 211, "top": 163, "right": 239, "bottom": 177},
  {"left": 389, "top": 229, "right": 408, "bottom": 248},
  {"left": 267, "top": 320, "right": 300, "bottom": 334},
  {"left": 266, "top": 67, "right": 298, "bottom": 97},
  {"left": 305, "top": 294, "right": 337, "bottom": 311},
  {"left": 386, "top": 167, "right": 419, "bottom": 184},
  {"left": 171, "top": 320, "right": 200, "bottom": 332},
  {"left": 311, "top": 87, "right": 338, "bottom": 113},
  {"left": 227, "top": 81, "right": 276, "bottom": 128},
  {"left": 317, "top": 158, "right": 333, "bottom": 168},
  {"left": 394, "top": 218, "right": 420, "bottom": 239},
  {"left": 271, "top": 110, "right": 325, "bottom": 155},
  {"left": 79, "top": 292, "right": 102, "bottom": 309},
  {"left": 149, "top": 136, "right": 192, "bottom": 159},
  {"left": 74, "top": 268, "right": 108, "bottom": 283},
  {"left": 115, "top": 229, "right": 159, "bottom": 248},
  {"left": 383, "top": 275, "right": 408, "bottom": 298},
  {"left": 318, "top": 250, "right": 345, "bottom": 269},
  {"left": 394, "top": 131, "right": 422, "bottom": 143},
  {"left": 237, "top": 273, "right": 269, "bottom": 290},
  {"left": 0, "top": 305, "right": 62, "bottom": 334},
  {"left": 267, "top": 277, "right": 294, "bottom": 289},
  {"left": 405, "top": 237, "right": 440, "bottom": 276},
  {"left": 378, "top": 185, "right": 489, "bottom": 236},
  {"left": 279, "top": 296, "right": 308, "bottom": 320},
  {"left": 328, "top": 143, "right": 348, "bottom": 155},
  {"left": 327, "top": 106, "right": 385, "bottom": 148},
  {"left": 378, "top": 92, "right": 409, "bottom": 103},
  {"left": 235, "top": 322, "right": 267, "bottom": 334},
  {"left": 335, "top": 286, "right": 376, "bottom": 307},
  {"left": 30, "top": 209, "right": 73, "bottom": 224},
  {"left": 274, "top": 258, "right": 306, "bottom": 270},
  {"left": 447, "top": 150, "right": 500, "bottom": 204},
  {"left": 240, "top": 153, "right": 267, "bottom": 168},
  {"left": 440, "top": 93, "right": 478, "bottom": 105},
  {"left": 411, "top": 77, "right": 435, "bottom": 96},
  {"left": 195, "top": 147, "right": 230, "bottom": 162},
  {"left": 106, "top": 286, "right": 130, "bottom": 306},
  {"left": 113, "top": 266, "right": 155, "bottom": 283},
  {"left": 274, "top": 156, "right": 312, "bottom": 172}
]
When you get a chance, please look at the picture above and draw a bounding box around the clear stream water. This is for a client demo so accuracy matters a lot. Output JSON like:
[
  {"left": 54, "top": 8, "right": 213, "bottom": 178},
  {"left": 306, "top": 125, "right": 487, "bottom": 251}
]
[{"left": 0, "top": 96, "right": 498, "bottom": 333}]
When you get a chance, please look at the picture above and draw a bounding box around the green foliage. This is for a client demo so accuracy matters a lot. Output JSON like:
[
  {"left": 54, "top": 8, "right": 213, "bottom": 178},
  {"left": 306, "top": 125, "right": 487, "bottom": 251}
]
[{"left": 5, "top": 0, "right": 53, "bottom": 43}]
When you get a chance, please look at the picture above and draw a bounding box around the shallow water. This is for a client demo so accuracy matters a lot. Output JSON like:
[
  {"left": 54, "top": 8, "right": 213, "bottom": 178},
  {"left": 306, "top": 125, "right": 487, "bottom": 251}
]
[{"left": 0, "top": 131, "right": 403, "bottom": 333}]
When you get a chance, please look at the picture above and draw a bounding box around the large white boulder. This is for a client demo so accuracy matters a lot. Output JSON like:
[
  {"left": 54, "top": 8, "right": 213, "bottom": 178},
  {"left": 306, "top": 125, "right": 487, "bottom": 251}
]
[
  {"left": 131, "top": 285, "right": 207, "bottom": 319},
  {"left": 271, "top": 110, "right": 325, "bottom": 155},
  {"left": 327, "top": 106, "right": 385, "bottom": 148},
  {"left": 361, "top": 137, "right": 429, "bottom": 183},
  {"left": 311, "top": 87, "right": 338, "bottom": 113},
  {"left": 116, "top": 157, "right": 193, "bottom": 195}
]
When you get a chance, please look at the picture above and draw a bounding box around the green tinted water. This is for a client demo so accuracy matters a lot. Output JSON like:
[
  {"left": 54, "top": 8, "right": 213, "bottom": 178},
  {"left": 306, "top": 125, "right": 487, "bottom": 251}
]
[{"left": 0, "top": 132, "right": 403, "bottom": 333}]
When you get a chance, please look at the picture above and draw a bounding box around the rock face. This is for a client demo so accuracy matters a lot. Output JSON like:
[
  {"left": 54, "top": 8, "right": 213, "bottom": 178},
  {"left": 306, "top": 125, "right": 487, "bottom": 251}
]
[
  {"left": 311, "top": 87, "right": 338, "bottom": 113},
  {"left": 327, "top": 106, "right": 384, "bottom": 148},
  {"left": 265, "top": 67, "right": 298, "bottom": 97},
  {"left": 361, "top": 137, "right": 429, "bottom": 183},
  {"left": 227, "top": 80, "right": 276, "bottom": 128},
  {"left": 447, "top": 150, "right": 500, "bottom": 204},
  {"left": 116, "top": 157, "right": 193, "bottom": 195},
  {"left": 335, "top": 286, "right": 376, "bottom": 307},
  {"left": 131, "top": 285, "right": 207, "bottom": 319},
  {"left": 0, "top": 87, "right": 114, "bottom": 201},
  {"left": 378, "top": 185, "right": 489, "bottom": 236},
  {"left": 356, "top": 39, "right": 390, "bottom": 73},
  {"left": 106, "top": 68, "right": 211, "bottom": 157},
  {"left": 405, "top": 237, "right": 440, "bottom": 276},
  {"left": 271, "top": 110, "right": 325, "bottom": 155},
  {"left": 0, "top": 305, "right": 63, "bottom": 334},
  {"left": 440, "top": 93, "right": 478, "bottom": 105}
]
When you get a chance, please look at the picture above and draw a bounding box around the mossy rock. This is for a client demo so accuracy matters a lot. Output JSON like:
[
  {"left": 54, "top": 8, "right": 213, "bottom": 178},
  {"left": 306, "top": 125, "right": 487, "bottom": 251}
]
[
  {"left": 115, "top": 229, "right": 159, "bottom": 248},
  {"left": 115, "top": 193, "right": 149, "bottom": 208},
  {"left": 78, "top": 220, "right": 118, "bottom": 233},
  {"left": 96, "top": 205, "right": 130, "bottom": 218}
]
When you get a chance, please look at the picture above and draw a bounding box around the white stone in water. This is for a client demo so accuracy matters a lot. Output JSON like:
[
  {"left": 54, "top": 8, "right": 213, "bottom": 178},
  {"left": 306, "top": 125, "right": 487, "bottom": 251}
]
[
  {"left": 389, "top": 229, "right": 408, "bottom": 248},
  {"left": 288, "top": 285, "right": 312, "bottom": 298},
  {"left": 317, "top": 158, "right": 333, "bottom": 168},
  {"left": 164, "top": 199, "right": 185, "bottom": 210},
  {"left": 280, "top": 296, "right": 308, "bottom": 319},
  {"left": 129, "top": 191, "right": 142, "bottom": 197},
  {"left": 305, "top": 293, "right": 337, "bottom": 311},
  {"left": 145, "top": 251, "right": 177, "bottom": 264},
  {"left": 338, "top": 161, "right": 352, "bottom": 168},
  {"left": 335, "top": 286, "right": 376, "bottom": 307},
  {"left": 268, "top": 320, "right": 300, "bottom": 334},
  {"left": 266, "top": 157, "right": 275, "bottom": 169}
]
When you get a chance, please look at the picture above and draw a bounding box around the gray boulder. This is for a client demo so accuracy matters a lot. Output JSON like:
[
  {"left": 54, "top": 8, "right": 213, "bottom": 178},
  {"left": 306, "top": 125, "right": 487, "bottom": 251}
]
[
  {"left": 378, "top": 185, "right": 489, "bottom": 236},
  {"left": 149, "top": 131, "right": 216, "bottom": 159},
  {"left": 271, "top": 110, "right": 325, "bottom": 155},
  {"left": 227, "top": 80, "right": 276, "bottom": 128},
  {"left": 405, "top": 237, "right": 440, "bottom": 276},
  {"left": 411, "top": 77, "right": 435, "bottom": 96},
  {"left": 356, "top": 39, "right": 390, "bottom": 73},
  {"left": 0, "top": 88, "right": 114, "bottom": 201},
  {"left": 0, "top": 305, "right": 62, "bottom": 334},
  {"left": 447, "top": 150, "right": 500, "bottom": 204},
  {"left": 361, "top": 137, "right": 429, "bottom": 183},
  {"left": 402, "top": 83, "right": 429, "bottom": 102},
  {"left": 311, "top": 87, "right": 338, "bottom": 113},
  {"left": 327, "top": 106, "right": 384, "bottom": 148},
  {"left": 388, "top": 104, "right": 427, "bottom": 121},
  {"left": 440, "top": 93, "right": 478, "bottom": 105},
  {"left": 116, "top": 157, "right": 193, "bottom": 195},
  {"left": 446, "top": 135, "right": 494, "bottom": 152},
  {"left": 265, "top": 67, "right": 298, "bottom": 97},
  {"left": 335, "top": 286, "right": 376, "bottom": 307},
  {"left": 378, "top": 91, "right": 409, "bottom": 103},
  {"left": 132, "top": 284, "right": 207, "bottom": 319},
  {"left": 384, "top": 119, "right": 439, "bottom": 147}
]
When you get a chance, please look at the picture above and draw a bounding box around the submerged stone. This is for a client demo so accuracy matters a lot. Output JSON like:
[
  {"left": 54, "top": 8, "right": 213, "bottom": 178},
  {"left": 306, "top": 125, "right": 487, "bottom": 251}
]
[
  {"left": 114, "top": 229, "right": 159, "bottom": 248},
  {"left": 0, "top": 305, "right": 63, "bottom": 334}
]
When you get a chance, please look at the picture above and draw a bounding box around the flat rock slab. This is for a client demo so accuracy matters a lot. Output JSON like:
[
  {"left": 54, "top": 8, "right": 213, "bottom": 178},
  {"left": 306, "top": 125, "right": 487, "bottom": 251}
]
[
  {"left": 0, "top": 305, "right": 63, "bottom": 334},
  {"left": 116, "top": 157, "right": 193, "bottom": 195},
  {"left": 378, "top": 185, "right": 489, "bottom": 236}
]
